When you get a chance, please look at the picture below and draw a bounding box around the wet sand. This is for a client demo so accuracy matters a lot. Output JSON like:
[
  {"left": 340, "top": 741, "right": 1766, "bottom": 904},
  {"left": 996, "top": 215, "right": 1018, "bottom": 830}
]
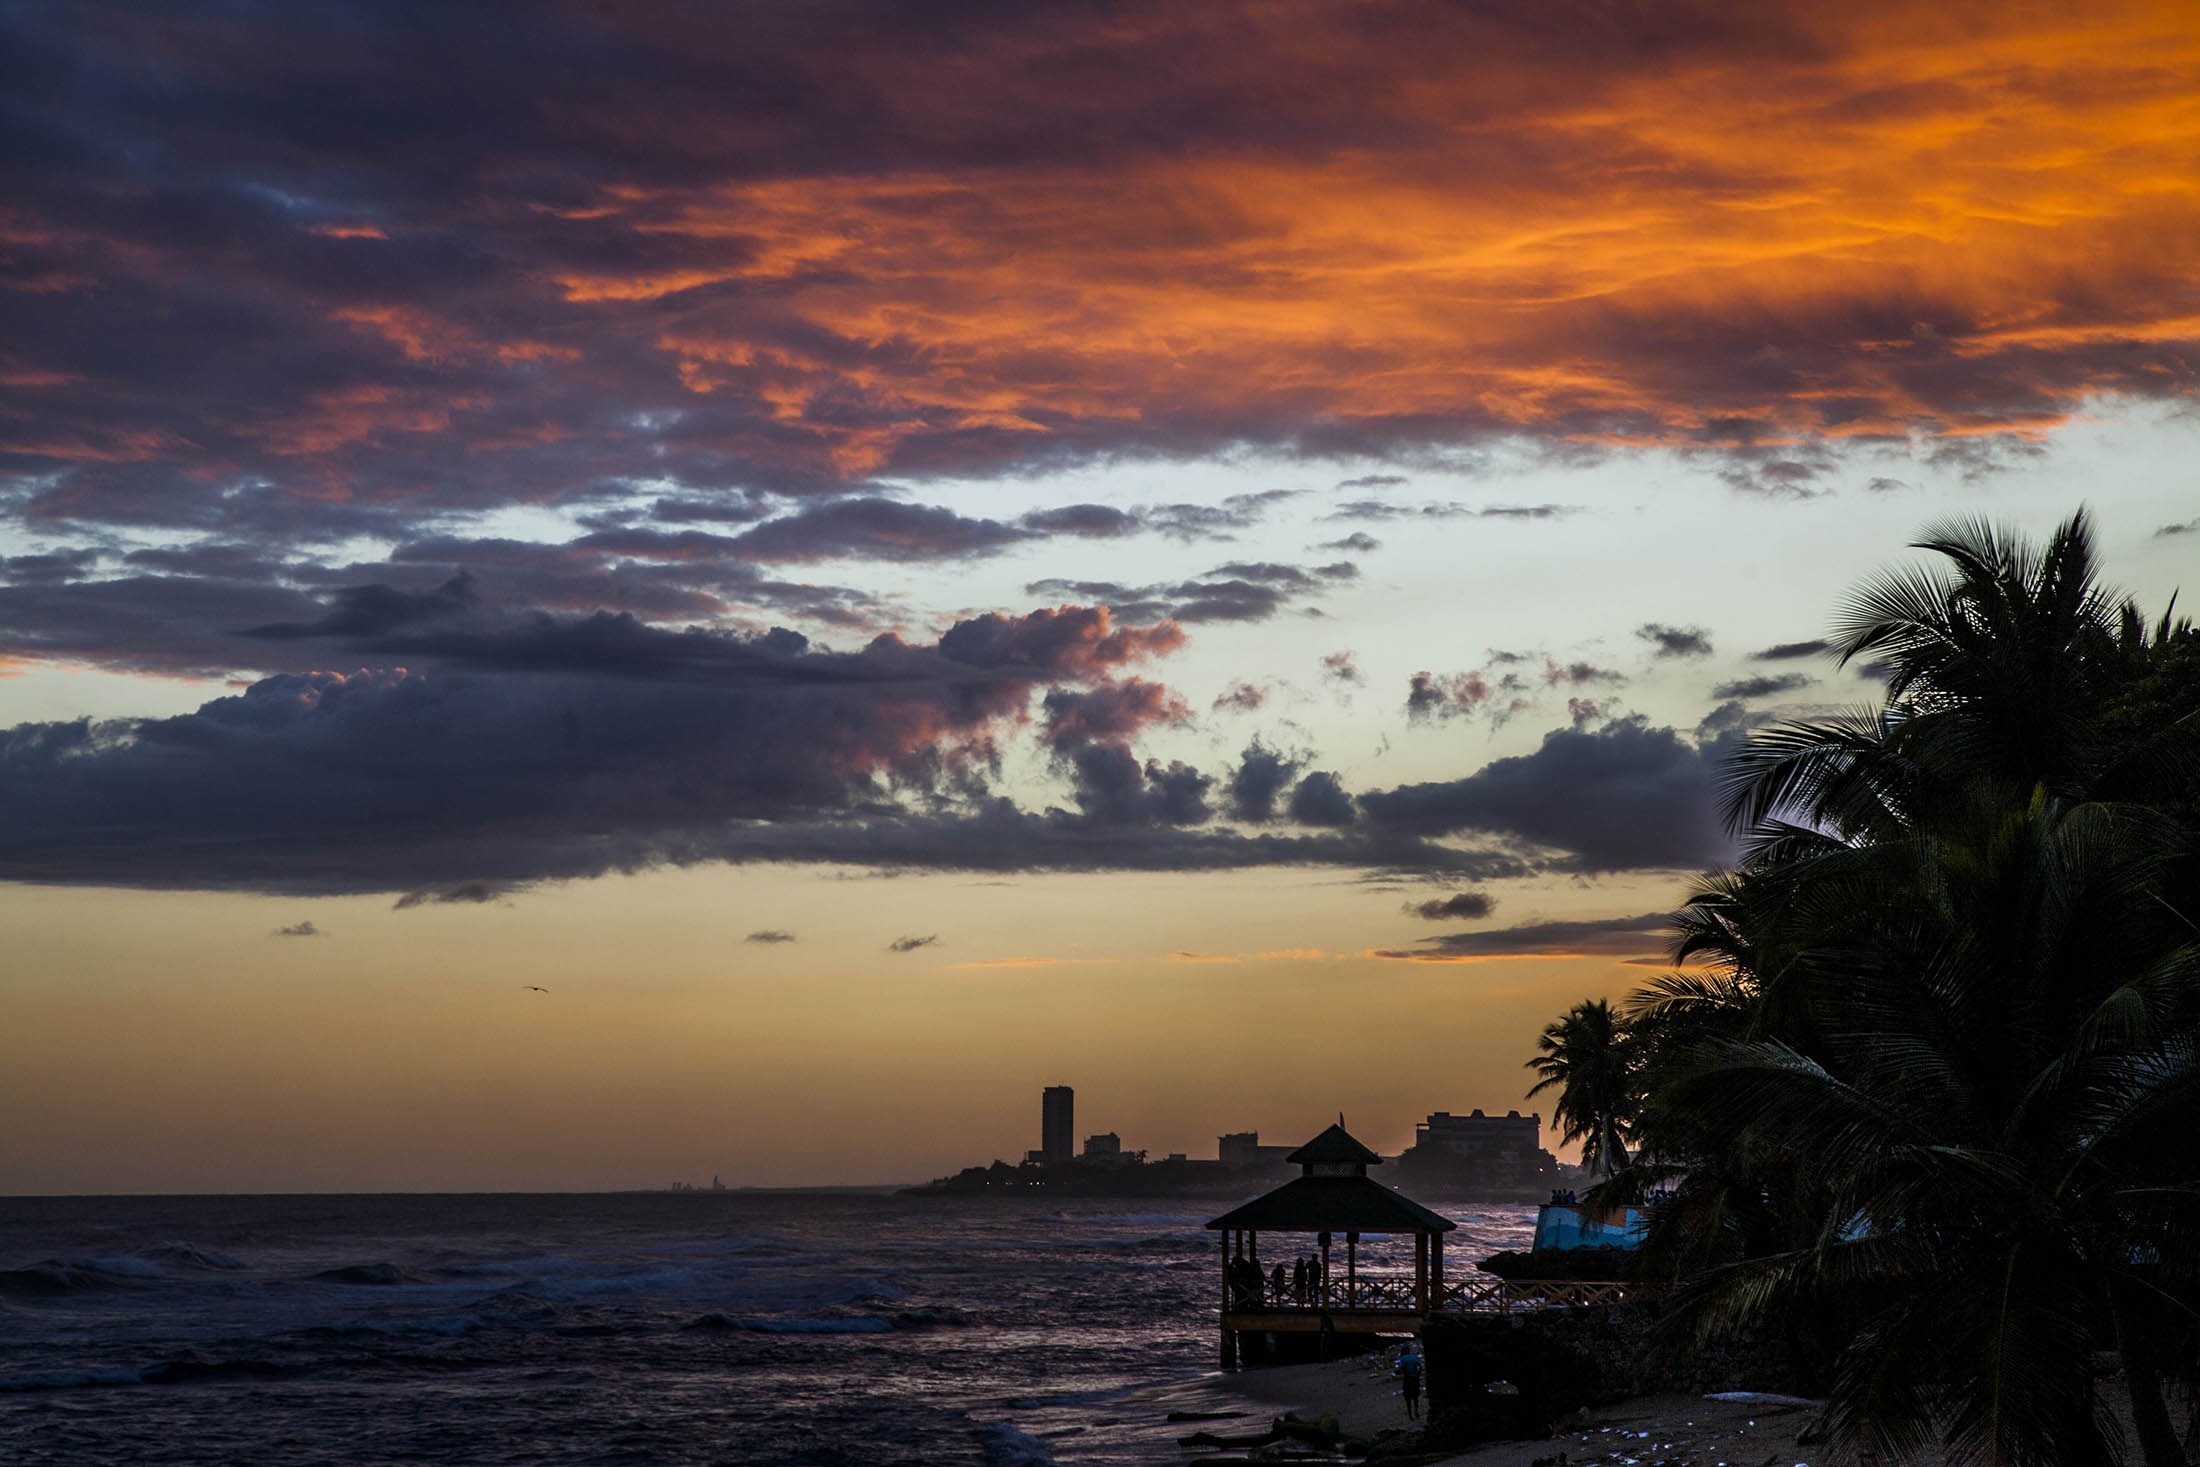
[
  {"left": 1210, "top": 1354, "right": 1424, "bottom": 1433},
  {"left": 1423, "top": 1391, "right": 1847, "bottom": 1467},
  {"left": 1176, "top": 1359, "right": 1860, "bottom": 1466}
]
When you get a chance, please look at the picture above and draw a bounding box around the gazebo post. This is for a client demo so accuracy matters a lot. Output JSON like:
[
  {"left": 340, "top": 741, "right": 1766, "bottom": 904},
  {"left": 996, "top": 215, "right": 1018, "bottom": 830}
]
[
  {"left": 1319, "top": 1230, "right": 1332, "bottom": 1308},
  {"left": 1345, "top": 1230, "right": 1357, "bottom": 1308},
  {"left": 1432, "top": 1231, "right": 1444, "bottom": 1308},
  {"left": 1219, "top": 1229, "right": 1237, "bottom": 1369},
  {"left": 1415, "top": 1232, "right": 1428, "bottom": 1314}
]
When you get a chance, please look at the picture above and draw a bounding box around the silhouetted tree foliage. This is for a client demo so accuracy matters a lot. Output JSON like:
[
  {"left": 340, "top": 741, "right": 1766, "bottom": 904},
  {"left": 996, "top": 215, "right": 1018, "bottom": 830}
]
[
  {"left": 1524, "top": 998, "right": 1637, "bottom": 1177},
  {"left": 1539, "top": 510, "right": 2200, "bottom": 1467}
]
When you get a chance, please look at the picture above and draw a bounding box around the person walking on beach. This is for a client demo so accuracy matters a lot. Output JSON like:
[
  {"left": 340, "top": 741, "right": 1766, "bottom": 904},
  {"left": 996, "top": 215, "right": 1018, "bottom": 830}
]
[{"left": 1396, "top": 1344, "right": 1424, "bottom": 1419}]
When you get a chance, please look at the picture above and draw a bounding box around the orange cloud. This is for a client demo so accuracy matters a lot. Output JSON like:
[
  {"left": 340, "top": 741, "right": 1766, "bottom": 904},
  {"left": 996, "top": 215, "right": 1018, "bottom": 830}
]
[
  {"left": 6, "top": 0, "right": 2196, "bottom": 509},
  {"left": 563, "top": 1, "right": 2200, "bottom": 473}
]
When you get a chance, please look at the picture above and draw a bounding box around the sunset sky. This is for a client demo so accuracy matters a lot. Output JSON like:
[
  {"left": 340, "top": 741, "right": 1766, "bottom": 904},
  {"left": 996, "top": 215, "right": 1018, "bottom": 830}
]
[{"left": 2, "top": 0, "right": 2196, "bottom": 1192}]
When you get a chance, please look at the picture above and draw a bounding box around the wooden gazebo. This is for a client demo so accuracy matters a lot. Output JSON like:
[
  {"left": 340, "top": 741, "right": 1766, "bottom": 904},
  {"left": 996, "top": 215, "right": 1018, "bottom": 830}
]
[{"left": 1205, "top": 1122, "right": 1456, "bottom": 1367}]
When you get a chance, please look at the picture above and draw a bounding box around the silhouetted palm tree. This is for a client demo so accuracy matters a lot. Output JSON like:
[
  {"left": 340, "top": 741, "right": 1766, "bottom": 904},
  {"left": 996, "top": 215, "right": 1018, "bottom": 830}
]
[
  {"left": 1719, "top": 507, "right": 2194, "bottom": 847},
  {"left": 1601, "top": 510, "right": 2200, "bottom": 1466},
  {"left": 1525, "top": 998, "right": 1636, "bottom": 1177},
  {"left": 1655, "top": 792, "right": 2200, "bottom": 1467}
]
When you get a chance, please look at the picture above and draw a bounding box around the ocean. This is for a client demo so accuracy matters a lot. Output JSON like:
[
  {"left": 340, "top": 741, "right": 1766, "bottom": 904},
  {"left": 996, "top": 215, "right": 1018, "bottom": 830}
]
[{"left": 0, "top": 1191, "right": 1535, "bottom": 1464}]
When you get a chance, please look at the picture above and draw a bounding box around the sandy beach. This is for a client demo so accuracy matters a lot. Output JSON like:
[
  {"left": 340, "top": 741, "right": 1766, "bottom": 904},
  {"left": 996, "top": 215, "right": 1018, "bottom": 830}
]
[{"left": 1182, "top": 1358, "right": 1861, "bottom": 1467}]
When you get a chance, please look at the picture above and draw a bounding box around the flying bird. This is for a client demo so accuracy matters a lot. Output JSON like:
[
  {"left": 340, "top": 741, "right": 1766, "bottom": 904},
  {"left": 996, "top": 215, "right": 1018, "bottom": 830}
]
[{"left": 524, "top": 985, "right": 549, "bottom": 993}]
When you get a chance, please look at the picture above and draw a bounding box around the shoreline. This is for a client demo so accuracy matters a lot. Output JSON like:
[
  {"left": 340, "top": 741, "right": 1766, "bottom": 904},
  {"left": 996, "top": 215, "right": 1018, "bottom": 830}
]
[{"left": 1160, "top": 1360, "right": 1850, "bottom": 1467}]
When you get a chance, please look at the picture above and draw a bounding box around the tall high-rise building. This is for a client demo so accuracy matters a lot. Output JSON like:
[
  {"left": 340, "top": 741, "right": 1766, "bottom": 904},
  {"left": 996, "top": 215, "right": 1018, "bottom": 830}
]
[{"left": 1041, "top": 1085, "right": 1074, "bottom": 1164}]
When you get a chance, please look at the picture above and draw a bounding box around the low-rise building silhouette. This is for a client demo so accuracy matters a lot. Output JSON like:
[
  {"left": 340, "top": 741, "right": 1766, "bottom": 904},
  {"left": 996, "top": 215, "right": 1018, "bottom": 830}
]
[{"left": 1394, "top": 1108, "right": 1557, "bottom": 1196}]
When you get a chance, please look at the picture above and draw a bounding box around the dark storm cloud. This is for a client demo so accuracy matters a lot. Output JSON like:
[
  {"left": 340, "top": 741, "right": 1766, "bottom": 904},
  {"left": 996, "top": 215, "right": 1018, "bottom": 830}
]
[
  {"left": 644, "top": 496, "right": 771, "bottom": 526},
  {"left": 1226, "top": 741, "right": 1300, "bottom": 822},
  {"left": 745, "top": 929, "right": 797, "bottom": 943},
  {"left": 1751, "top": 639, "right": 1830, "bottom": 661},
  {"left": 251, "top": 573, "right": 481, "bottom": 640},
  {"left": 0, "top": 602, "right": 1149, "bottom": 891},
  {"left": 1544, "top": 659, "right": 1623, "bottom": 686},
  {"left": 1636, "top": 623, "right": 1714, "bottom": 659},
  {"left": 1710, "top": 672, "right": 1816, "bottom": 700},
  {"left": 1208, "top": 562, "right": 1321, "bottom": 588},
  {"left": 0, "top": 525, "right": 924, "bottom": 680},
  {"left": 1287, "top": 771, "right": 1355, "bottom": 827},
  {"left": 1040, "top": 679, "right": 1187, "bottom": 749},
  {"left": 1137, "top": 491, "right": 1299, "bottom": 542},
  {"left": 727, "top": 499, "right": 1032, "bottom": 563},
  {"left": 0, "top": 573, "right": 338, "bottom": 677},
  {"left": 272, "top": 920, "right": 324, "bottom": 938},
  {"left": 1166, "top": 580, "right": 1296, "bottom": 624},
  {"left": 1358, "top": 716, "right": 1734, "bottom": 871},
  {"left": 0, "top": 0, "right": 2189, "bottom": 570},
  {"left": 887, "top": 934, "right": 939, "bottom": 953},
  {"left": 1695, "top": 700, "right": 1764, "bottom": 741},
  {"left": 1020, "top": 504, "right": 1141, "bottom": 538},
  {"left": 2, "top": 549, "right": 102, "bottom": 582},
  {"left": 933, "top": 604, "right": 1187, "bottom": 677},
  {"left": 1404, "top": 891, "right": 1497, "bottom": 922},
  {"left": 0, "top": 588, "right": 1537, "bottom": 892},
  {"left": 1372, "top": 911, "right": 1672, "bottom": 961},
  {"left": 1024, "top": 556, "right": 1347, "bottom": 626}
]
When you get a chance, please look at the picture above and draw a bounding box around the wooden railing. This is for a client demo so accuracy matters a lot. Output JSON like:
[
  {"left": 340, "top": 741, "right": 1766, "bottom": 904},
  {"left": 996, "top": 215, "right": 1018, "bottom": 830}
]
[
  {"left": 1231, "top": 1274, "right": 1420, "bottom": 1311},
  {"left": 1336, "top": 1276, "right": 1418, "bottom": 1310},
  {"left": 1436, "top": 1278, "right": 1637, "bottom": 1313},
  {"left": 1230, "top": 1275, "right": 1639, "bottom": 1315}
]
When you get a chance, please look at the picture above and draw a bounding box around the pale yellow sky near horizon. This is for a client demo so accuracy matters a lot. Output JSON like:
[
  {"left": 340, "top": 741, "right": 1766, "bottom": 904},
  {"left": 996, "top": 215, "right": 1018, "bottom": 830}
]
[{"left": 0, "top": 861, "right": 1673, "bottom": 1193}]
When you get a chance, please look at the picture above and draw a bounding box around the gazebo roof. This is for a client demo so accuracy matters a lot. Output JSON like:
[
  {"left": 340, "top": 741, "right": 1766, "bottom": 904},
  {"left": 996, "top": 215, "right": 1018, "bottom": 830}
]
[
  {"left": 1286, "top": 1123, "right": 1384, "bottom": 1168},
  {"left": 1205, "top": 1174, "right": 1456, "bottom": 1234}
]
